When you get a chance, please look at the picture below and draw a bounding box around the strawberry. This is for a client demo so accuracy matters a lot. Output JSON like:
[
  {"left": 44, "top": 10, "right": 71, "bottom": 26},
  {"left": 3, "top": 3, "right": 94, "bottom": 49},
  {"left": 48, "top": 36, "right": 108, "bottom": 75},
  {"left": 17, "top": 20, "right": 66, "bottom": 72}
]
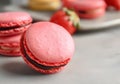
[
  {"left": 105, "top": 0, "right": 120, "bottom": 10},
  {"left": 50, "top": 8, "right": 80, "bottom": 35}
]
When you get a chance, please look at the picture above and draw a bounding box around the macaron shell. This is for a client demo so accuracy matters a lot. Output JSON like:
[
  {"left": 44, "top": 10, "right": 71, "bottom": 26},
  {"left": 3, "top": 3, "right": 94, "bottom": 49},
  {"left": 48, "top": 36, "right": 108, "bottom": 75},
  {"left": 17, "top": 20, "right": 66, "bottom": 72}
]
[
  {"left": 0, "top": 48, "right": 21, "bottom": 56},
  {"left": 0, "top": 24, "right": 31, "bottom": 36},
  {"left": 0, "top": 34, "right": 21, "bottom": 44},
  {"left": 63, "top": 0, "right": 106, "bottom": 19},
  {"left": 63, "top": 0, "right": 106, "bottom": 10},
  {"left": 0, "top": 12, "right": 32, "bottom": 27},
  {"left": 20, "top": 34, "right": 66, "bottom": 74},
  {"left": 0, "top": 34, "right": 22, "bottom": 56},
  {"left": 0, "top": 42, "right": 21, "bottom": 56},
  {"left": 25, "top": 22, "right": 74, "bottom": 64},
  {"left": 29, "top": 2, "right": 61, "bottom": 11},
  {"left": 28, "top": 0, "right": 61, "bottom": 11}
]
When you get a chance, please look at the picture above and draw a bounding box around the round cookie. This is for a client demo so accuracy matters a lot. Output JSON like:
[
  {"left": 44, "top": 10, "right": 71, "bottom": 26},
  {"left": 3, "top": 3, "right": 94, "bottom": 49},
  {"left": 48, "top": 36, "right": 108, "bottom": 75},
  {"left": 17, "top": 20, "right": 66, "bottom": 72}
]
[
  {"left": 20, "top": 22, "right": 75, "bottom": 74},
  {"left": 0, "top": 12, "right": 32, "bottom": 36},
  {"left": 28, "top": 0, "right": 61, "bottom": 11},
  {"left": 0, "top": 34, "right": 22, "bottom": 56},
  {"left": 62, "top": 0, "right": 107, "bottom": 19}
]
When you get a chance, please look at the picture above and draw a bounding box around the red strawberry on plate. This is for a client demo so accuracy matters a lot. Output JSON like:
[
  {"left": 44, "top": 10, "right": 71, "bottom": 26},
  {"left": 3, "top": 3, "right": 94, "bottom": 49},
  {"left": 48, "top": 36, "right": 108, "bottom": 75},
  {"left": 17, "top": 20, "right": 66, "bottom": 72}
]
[
  {"left": 105, "top": 0, "right": 120, "bottom": 10},
  {"left": 50, "top": 8, "right": 80, "bottom": 35}
]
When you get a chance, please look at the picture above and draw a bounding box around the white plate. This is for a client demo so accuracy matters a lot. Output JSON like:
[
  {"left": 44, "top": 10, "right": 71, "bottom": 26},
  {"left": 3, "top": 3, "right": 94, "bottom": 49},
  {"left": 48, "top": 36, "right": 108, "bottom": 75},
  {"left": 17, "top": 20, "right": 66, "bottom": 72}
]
[{"left": 3, "top": 5, "right": 120, "bottom": 30}]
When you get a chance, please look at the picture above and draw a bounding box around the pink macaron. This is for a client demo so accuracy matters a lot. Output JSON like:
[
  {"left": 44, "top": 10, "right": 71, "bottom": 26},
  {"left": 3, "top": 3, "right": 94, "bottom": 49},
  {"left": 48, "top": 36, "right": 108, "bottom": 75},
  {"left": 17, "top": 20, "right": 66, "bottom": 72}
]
[
  {"left": 0, "top": 12, "right": 32, "bottom": 56},
  {"left": 0, "top": 12, "right": 32, "bottom": 36},
  {"left": 20, "top": 22, "right": 75, "bottom": 74},
  {"left": 0, "top": 34, "right": 21, "bottom": 56},
  {"left": 62, "top": 0, "right": 107, "bottom": 19}
]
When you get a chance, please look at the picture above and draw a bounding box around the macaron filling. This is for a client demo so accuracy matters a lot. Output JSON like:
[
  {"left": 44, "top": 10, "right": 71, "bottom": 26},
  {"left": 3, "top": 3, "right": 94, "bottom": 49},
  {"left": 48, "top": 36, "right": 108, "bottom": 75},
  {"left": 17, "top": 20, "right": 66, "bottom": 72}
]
[
  {"left": 0, "top": 24, "right": 31, "bottom": 36},
  {"left": 21, "top": 37, "right": 66, "bottom": 70},
  {"left": 78, "top": 8, "right": 104, "bottom": 14},
  {"left": 24, "top": 50, "right": 65, "bottom": 70},
  {"left": 0, "top": 23, "right": 31, "bottom": 31},
  {"left": 0, "top": 46, "right": 20, "bottom": 52}
]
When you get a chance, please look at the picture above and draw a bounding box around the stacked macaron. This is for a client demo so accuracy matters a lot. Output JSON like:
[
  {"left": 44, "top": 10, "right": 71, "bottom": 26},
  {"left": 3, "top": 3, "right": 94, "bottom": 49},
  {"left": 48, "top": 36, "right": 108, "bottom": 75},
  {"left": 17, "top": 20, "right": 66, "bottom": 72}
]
[
  {"left": 62, "top": 0, "right": 107, "bottom": 19},
  {"left": 28, "top": 0, "right": 61, "bottom": 11},
  {"left": 0, "top": 12, "right": 32, "bottom": 56},
  {"left": 0, "top": 11, "right": 75, "bottom": 74},
  {"left": 0, "top": 12, "right": 74, "bottom": 74}
]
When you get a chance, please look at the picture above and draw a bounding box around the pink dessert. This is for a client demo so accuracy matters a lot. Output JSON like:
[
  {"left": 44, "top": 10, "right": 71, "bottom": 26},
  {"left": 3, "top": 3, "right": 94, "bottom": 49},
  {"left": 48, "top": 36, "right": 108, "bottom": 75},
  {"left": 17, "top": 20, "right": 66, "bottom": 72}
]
[
  {"left": 63, "top": 0, "right": 107, "bottom": 19},
  {"left": 0, "top": 34, "right": 21, "bottom": 56},
  {"left": 0, "top": 12, "right": 32, "bottom": 36},
  {"left": 20, "top": 22, "right": 75, "bottom": 74},
  {"left": 0, "top": 12, "right": 32, "bottom": 56}
]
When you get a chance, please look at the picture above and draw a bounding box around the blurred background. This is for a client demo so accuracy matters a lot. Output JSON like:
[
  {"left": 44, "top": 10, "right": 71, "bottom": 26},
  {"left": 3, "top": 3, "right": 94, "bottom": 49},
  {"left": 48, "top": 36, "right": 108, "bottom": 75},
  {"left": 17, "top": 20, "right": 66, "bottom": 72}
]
[
  {"left": 0, "top": 0, "right": 10, "bottom": 5},
  {"left": 0, "top": 0, "right": 26, "bottom": 6}
]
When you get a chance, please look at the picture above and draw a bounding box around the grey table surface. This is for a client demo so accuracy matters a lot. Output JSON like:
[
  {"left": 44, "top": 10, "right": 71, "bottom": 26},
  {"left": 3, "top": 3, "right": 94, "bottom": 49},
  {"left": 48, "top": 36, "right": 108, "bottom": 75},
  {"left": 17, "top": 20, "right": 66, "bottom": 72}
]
[
  {"left": 0, "top": 3, "right": 120, "bottom": 84},
  {"left": 0, "top": 26, "right": 120, "bottom": 84}
]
